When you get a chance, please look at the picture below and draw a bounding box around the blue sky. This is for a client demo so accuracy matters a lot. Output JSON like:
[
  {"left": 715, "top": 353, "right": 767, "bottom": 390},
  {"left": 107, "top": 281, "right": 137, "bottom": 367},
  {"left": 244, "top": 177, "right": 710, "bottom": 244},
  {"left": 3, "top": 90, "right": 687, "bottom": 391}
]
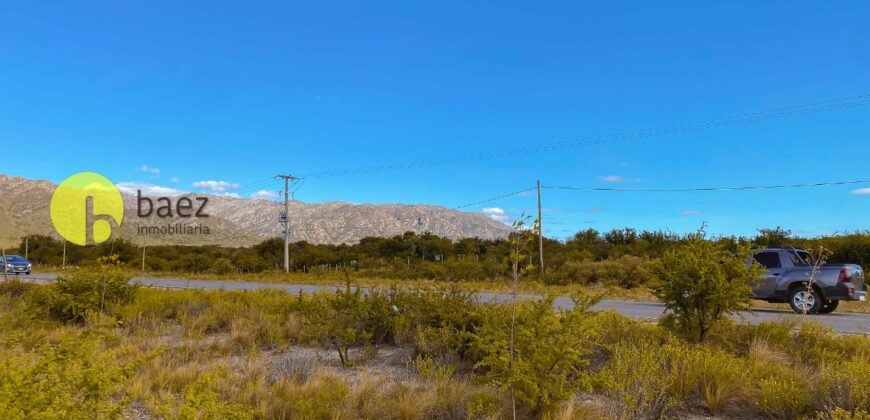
[{"left": 1, "top": 1, "right": 869, "bottom": 239}]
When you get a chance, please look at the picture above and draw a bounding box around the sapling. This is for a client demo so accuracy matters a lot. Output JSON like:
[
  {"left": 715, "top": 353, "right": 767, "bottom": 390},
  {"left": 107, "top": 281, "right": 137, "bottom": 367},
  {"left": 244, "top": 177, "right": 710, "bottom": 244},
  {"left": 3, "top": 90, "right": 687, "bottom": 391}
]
[
  {"left": 800, "top": 247, "right": 832, "bottom": 315},
  {"left": 507, "top": 214, "right": 535, "bottom": 420}
]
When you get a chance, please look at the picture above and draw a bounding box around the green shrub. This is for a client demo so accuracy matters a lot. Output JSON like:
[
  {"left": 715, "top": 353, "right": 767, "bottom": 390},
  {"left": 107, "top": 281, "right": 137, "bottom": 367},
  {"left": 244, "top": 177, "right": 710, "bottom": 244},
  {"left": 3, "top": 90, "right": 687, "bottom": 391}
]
[
  {"left": 652, "top": 233, "right": 763, "bottom": 342},
  {"left": 297, "top": 286, "right": 396, "bottom": 366},
  {"left": 26, "top": 265, "right": 138, "bottom": 323},
  {"left": 793, "top": 321, "right": 848, "bottom": 365},
  {"left": 174, "top": 370, "right": 254, "bottom": 419},
  {"left": 392, "top": 287, "right": 481, "bottom": 364},
  {"left": 471, "top": 297, "right": 597, "bottom": 414},
  {"left": 818, "top": 359, "right": 870, "bottom": 413},
  {"left": 0, "top": 332, "right": 146, "bottom": 418},
  {"left": 0, "top": 279, "right": 31, "bottom": 297},
  {"left": 209, "top": 258, "right": 236, "bottom": 275},
  {"left": 596, "top": 340, "right": 674, "bottom": 419},
  {"left": 589, "top": 310, "right": 665, "bottom": 349},
  {"left": 549, "top": 255, "right": 655, "bottom": 287},
  {"left": 758, "top": 376, "right": 811, "bottom": 419}
]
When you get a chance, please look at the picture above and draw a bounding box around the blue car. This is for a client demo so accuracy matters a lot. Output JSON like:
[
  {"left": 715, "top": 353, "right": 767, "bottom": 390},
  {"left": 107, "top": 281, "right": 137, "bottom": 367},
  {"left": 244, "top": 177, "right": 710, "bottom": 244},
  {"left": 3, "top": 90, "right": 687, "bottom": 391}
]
[{"left": 1, "top": 255, "right": 31, "bottom": 275}]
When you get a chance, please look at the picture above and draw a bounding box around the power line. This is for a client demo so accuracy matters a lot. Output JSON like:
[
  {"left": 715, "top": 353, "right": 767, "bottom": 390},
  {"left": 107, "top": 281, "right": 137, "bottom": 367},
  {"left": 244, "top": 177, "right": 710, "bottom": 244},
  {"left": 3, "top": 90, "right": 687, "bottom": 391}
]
[
  {"left": 542, "top": 179, "right": 870, "bottom": 192},
  {"left": 299, "top": 94, "right": 870, "bottom": 179},
  {"left": 270, "top": 178, "right": 867, "bottom": 237}
]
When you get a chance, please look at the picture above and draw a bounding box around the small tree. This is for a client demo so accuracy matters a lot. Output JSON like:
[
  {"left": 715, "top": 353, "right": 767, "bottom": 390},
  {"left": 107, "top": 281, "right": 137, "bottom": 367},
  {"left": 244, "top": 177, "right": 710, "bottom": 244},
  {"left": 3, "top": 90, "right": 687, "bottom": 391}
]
[
  {"left": 801, "top": 247, "right": 832, "bottom": 315},
  {"left": 507, "top": 214, "right": 535, "bottom": 420},
  {"left": 473, "top": 295, "right": 598, "bottom": 415},
  {"left": 298, "top": 284, "right": 395, "bottom": 367},
  {"left": 26, "top": 255, "right": 137, "bottom": 323},
  {"left": 652, "top": 230, "right": 763, "bottom": 342}
]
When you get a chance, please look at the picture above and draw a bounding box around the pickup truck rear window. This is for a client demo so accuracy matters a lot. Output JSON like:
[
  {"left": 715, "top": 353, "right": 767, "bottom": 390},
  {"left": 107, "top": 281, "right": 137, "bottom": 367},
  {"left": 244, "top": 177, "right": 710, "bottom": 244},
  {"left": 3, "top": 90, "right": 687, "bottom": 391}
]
[
  {"left": 787, "top": 250, "right": 811, "bottom": 266},
  {"left": 753, "top": 252, "right": 782, "bottom": 269}
]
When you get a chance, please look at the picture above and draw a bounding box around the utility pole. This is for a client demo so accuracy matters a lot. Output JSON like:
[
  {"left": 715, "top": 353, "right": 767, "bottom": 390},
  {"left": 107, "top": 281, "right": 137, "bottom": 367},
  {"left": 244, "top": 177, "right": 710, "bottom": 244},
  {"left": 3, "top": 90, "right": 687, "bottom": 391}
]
[
  {"left": 537, "top": 180, "right": 544, "bottom": 276},
  {"left": 276, "top": 174, "right": 298, "bottom": 272},
  {"left": 62, "top": 239, "right": 67, "bottom": 270},
  {"left": 141, "top": 241, "right": 147, "bottom": 272},
  {"left": 24, "top": 237, "right": 28, "bottom": 261}
]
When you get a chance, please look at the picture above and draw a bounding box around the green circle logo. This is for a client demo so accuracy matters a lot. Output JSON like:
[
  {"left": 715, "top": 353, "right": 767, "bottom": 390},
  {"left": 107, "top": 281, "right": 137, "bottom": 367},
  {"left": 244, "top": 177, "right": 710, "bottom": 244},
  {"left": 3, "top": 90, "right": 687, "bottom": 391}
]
[{"left": 50, "top": 172, "right": 124, "bottom": 246}]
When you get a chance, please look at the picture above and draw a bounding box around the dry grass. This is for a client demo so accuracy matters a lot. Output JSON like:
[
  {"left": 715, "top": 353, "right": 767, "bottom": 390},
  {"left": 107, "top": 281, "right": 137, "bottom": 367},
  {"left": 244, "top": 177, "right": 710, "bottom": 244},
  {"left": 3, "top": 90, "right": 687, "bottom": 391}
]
[{"left": 5, "top": 281, "right": 870, "bottom": 419}]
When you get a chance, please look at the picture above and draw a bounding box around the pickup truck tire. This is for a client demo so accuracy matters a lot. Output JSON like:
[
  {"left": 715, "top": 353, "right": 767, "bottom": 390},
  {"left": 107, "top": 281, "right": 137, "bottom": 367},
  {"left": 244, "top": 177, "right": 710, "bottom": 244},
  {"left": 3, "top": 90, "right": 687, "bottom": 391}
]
[
  {"left": 788, "top": 287, "right": 821, "bottom": 314},
  {"left": 818, "top": 299, "right": 839, "bottom": 314}
]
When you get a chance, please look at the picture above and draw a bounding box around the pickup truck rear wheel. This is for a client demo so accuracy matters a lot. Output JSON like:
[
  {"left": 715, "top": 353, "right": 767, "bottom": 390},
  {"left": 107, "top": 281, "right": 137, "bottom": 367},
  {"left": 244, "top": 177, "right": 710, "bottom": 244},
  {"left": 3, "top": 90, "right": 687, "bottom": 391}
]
[
  {"left": 818, "top": 299, "right": 839, "bottom": 314},
  {"left": 788, "top": 287, "right": 821, "bottom": 314}
]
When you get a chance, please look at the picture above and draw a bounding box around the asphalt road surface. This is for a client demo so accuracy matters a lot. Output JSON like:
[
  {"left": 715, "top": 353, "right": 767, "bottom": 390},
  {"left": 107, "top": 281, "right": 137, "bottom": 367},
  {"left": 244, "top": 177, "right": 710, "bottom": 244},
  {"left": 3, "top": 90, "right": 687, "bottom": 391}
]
[{"left": 17, "top": 272, "right": 870, "bottom": 334}]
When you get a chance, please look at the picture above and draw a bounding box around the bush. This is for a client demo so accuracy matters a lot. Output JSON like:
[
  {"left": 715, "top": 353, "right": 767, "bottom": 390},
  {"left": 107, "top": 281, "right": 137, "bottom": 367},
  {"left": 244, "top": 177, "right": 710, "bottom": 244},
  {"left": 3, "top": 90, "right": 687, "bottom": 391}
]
[
  {"left": 209, "top": 258, "right": 236, "bottom": 275},
  {"left": 174, "top": 370, "right": 254, "bottom": 419},
  {"left": 297, "top": 285, "right": 396, "bottom": 366},
  {"left": 549, "top": 255, "right": 655, "bottom": 287},
  {"left": 26, "top": 264, "right": 138, "bottom": 323},
  {"left": 596, "top": 341, "right": 674, "bottom": 419},
  {"left": 471, "top": 296, "right": 598, "bottom": 414},
  {"left": 758, "top": 376, "right": 811, "bottom": 419},
  {"left": 652, "top": 233, "right": 763, "bottom": 342},
  {"left": 0, "top": 332, "right": 145, "bottom": 418},
  {"left": 392, "top": 287, "right": 481, "bottom": 364},
  {"left": 818, "top": 359, "right": 870, "bottom": 413},
  {"left": 0, "top": 279, "right": 31, "bottom": 297}
]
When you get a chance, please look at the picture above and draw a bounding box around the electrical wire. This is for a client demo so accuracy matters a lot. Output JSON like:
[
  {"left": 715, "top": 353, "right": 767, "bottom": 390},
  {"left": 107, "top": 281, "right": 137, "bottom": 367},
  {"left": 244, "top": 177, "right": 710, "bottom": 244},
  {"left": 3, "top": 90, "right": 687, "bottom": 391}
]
[
  {"left": 542, "top": 180, "right": 870, "bottom": 192},
  {"left": 299, "top": 94, "right": 870, "bottom": 179},
  {"left": 279, "top": 179, "right": 868, "bottom": 236}
]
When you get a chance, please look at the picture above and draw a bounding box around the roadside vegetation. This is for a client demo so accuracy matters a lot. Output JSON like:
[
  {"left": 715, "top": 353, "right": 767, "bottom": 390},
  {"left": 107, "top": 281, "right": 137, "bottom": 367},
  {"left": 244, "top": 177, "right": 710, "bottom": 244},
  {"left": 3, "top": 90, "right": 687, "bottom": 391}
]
[
  {"left": 14, "top": 227, "right": 870, "bottom": 281},
  {"left": 11, "top": 227, "right": 870, "bottom": 312},
  {"left": 2, "top": 240, "right": 870, "bottom": 419}
]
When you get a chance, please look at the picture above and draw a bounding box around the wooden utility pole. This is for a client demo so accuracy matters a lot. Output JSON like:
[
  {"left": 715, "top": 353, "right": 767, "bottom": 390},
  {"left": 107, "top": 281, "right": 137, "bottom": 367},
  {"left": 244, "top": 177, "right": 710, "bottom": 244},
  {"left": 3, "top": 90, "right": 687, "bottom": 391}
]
[
  {"left": 141, "top": 242, "right": 147, "bottom": 272},
  {"left": 537, "top": 180, "right": 544, "bottom": 276},
  {"left": 24, "top": 237, "right": 28, "bottom": 261},
  {"left": 62, "top": 239, "right": 67, "bottom": 270},
  {"left": 276, "top": 174, "right": 298, "bottom": 272}
]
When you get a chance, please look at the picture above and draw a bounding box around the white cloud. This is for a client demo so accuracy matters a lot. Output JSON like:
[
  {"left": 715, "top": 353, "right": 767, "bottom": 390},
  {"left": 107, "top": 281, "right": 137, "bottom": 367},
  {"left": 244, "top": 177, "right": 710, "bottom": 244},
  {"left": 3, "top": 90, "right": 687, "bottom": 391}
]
[
  {"left": 597, "top": 175, "right": 645, "bottom": 183},
  {"left": 251, "top": 190, "right": 278, "bottom": 200},
  {"left": 169, "top": 177, "right": 180, "bottom": 183},
  {"left": 117, "top": 182, "right": 185, "bottom": 197},
  {"left": 482, "top": 207, "right": 510, "bottom": 224},
  {"left": 597, "top": 175, "right": 626, "bottom": 183},
  {"left": 677, "top": 210, "right": 702, "bottom": 216},
  {"left": 192, "top": 180, "right": 240, "bottom": 192},
  {"left": 850, "top": 188, "right": 870, "bottom": 195},
  {"left": 139, "top": 165, "right": 160, "bottom": 175}
]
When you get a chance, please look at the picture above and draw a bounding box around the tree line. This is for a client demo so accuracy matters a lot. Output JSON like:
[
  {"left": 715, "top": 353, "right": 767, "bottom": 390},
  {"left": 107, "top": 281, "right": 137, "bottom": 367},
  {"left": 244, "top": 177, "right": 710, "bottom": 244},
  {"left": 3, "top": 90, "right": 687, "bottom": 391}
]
[{"left": 10, "top": 227, "right": 870, "bottom": 285}]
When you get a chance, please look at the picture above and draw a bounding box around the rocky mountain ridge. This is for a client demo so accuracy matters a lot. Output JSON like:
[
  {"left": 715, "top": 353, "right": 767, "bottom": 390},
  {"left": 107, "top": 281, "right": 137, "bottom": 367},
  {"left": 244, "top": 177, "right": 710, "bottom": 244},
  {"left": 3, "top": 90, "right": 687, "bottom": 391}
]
[{"left": 0, "top": 174, "right": 511, "bottom": 247}]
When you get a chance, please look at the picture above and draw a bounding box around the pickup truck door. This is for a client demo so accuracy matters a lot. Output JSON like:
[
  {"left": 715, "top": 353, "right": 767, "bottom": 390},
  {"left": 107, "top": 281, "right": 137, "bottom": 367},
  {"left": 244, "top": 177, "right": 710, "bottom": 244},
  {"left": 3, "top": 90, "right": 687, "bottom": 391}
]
[{"left": 751, "top": 251, "right": 784, "bottom": 298}]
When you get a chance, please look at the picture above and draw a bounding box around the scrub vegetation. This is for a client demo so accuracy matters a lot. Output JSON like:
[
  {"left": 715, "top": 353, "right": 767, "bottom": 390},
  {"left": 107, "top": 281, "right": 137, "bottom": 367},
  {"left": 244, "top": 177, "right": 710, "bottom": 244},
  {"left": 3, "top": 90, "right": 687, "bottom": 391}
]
[
  {"left": 2, "top": 241, "right": 870, "bottom": 419},
  {"left": 13, "top": 227, "right": 870, "bottom": 282}
]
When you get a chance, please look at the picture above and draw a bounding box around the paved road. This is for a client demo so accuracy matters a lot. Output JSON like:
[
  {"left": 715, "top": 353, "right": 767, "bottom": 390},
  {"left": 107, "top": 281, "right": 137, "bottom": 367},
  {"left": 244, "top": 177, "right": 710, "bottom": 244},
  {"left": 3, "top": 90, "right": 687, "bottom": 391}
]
[{"left": 18, "top": 272, "right": 870, "bottom": 334}]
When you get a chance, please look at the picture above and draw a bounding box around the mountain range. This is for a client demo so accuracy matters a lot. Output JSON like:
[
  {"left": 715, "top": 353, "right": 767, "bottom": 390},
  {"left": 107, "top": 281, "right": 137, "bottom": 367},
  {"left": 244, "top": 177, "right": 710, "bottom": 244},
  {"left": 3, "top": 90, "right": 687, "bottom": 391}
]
[{"left": 0, "top": 174, "right": 511, "bottom": 247}]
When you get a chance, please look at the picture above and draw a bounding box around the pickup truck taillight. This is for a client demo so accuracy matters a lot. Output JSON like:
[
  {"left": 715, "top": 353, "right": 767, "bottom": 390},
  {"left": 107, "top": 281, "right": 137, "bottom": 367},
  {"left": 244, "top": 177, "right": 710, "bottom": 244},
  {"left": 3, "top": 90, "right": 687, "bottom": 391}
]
[{"left": 838, "top": 268, "right": 851, "bottom": 283}]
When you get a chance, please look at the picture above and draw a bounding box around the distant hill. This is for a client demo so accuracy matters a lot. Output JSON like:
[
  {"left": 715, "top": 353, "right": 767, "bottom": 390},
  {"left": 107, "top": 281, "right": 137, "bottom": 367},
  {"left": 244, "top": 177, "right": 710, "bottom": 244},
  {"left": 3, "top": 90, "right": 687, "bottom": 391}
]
[{"left": 0, "top": 174, "right": 511, "bottom": 247}]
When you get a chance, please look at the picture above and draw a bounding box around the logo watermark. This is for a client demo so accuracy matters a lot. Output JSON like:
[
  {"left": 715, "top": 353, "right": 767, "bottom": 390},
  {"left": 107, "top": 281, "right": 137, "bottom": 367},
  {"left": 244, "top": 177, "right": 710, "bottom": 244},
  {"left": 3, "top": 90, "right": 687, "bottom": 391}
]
[
  {"left": 50, "top": 171, "right": 212, "bottom": 244},
  {"left": 50, "top": 172, "right": 124, "bottom": 245}
]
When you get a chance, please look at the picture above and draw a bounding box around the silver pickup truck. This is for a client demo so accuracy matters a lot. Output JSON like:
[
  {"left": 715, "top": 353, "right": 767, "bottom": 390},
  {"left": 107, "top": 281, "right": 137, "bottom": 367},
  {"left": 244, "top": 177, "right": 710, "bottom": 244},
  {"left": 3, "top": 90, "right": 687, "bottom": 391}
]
[{"left": 751, "top": 247, "right": 866, "bottom": 314}]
